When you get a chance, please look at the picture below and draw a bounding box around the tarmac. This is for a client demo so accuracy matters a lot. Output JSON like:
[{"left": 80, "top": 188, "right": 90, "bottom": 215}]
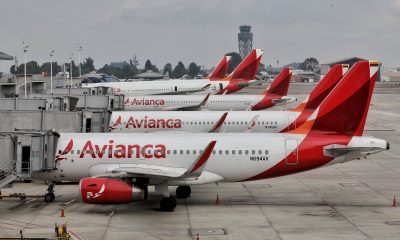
[{"left": 0, "top": 82, "right": 399, "bottom": 240}]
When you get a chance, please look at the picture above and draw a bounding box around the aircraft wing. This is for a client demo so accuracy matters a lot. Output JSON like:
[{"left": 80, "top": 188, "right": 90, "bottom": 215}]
[
  {"left": 112, "top": 141, "right": 217, "bottom": 180},
  {"left": 165, "top": 94, "right": 210, "bottom": 111},
  {"left": 152, "top": 84, "right": 212, "bottom": 95}
]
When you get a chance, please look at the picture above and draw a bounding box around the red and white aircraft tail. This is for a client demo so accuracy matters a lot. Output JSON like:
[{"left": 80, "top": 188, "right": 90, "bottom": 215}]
[
  {"left": 224, "top": 49, "right": 263, "bottom": 81},
  {"left": 250, "top": 67, "right": 295, "bottom": 110},
  {"left": 207, "top": 56, "right": 231, "bottom": 80},
  {"left": 292, "top": 61, "right": 379, "bottom": 136},
  {"left": 280, "top": 64, "right": 349, "bottom": 132}
]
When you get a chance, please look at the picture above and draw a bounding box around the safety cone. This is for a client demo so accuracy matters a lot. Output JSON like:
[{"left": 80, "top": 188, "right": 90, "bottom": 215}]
[
  {"left": 393, "top": 196, "right": 397, "bottom": 207},
  {"left": 60, "top": 207, "right": 65, "bottom": 217},
  {"left": 215, "top": 194, "right": 220, "bottom": 205}
]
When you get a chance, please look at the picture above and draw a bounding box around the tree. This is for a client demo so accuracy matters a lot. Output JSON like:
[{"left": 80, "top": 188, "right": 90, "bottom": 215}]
[
  {"left": 188, "top": 62, "right": 200, "bottom": 78},
  {"left": 10, "top": 61, "right": 40, "bottom": 75},
  {"left": 173, "top": 61, "right": 188, "bottom": 78},
  {"left": 82, "top": 57, "right": 95, "bottom": 74},
  {"left": 163, "top": 63, "right": 173, "bottom": 78},
  {"left": 303, "top": 57, "right": 319, "bottom": 72},
  {"left": 144, "top": 59, "right": 153, "bottom": 71},
  {"left": 39, "top": 62, "right": 62, "bottom": 75},
  {"left": 224, "top": 52, "right": 242, "bottom": 74}
]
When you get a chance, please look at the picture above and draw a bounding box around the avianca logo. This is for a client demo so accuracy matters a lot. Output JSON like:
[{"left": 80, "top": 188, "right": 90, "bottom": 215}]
[
  {"left": 87, "top": 184, "right": 105, "bottom": 200},
  {"left": 109, "top": 116, "right": 122, "bottom": 131},
  {"left": 125, "top": 116, "right": 182, "bottom": 129},
  {"left": 124, "top": 98, "right": 165, "bottom": 106},
  {"left": 80, "top": 140, "right": 166, "bottom": 159},
  {"left": 55, "top": 139, "right": 73, "bottom": 162}
]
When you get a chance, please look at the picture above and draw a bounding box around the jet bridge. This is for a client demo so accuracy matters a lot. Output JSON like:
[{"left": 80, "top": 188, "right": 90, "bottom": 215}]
[{"left": 0, "top": 130, "right": 59, "bottom": 188}]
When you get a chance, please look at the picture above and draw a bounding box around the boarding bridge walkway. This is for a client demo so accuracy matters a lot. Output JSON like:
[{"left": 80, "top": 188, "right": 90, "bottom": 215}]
[{"left": 0, "top": 130, "right": 59, "bottom": 189}]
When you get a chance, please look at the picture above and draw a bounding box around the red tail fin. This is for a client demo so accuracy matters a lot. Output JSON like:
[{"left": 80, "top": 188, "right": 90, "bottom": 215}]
[
  {"left": 207, "top": 56, "right": 231, "bottom": 80},
  {"left": 291, "top": 64, "right": 349, "bottom": 112},
  {"left": 280, "top": 64, "right": 349, "bottom": 132},
  {"left": 293, "top": 61, "right": 379, "bottom": 136},
  {"left": 225, "top": 49, "right": 263, "bottom": 80},
  {"left": 262, "top": 67, "right": 292, "bottom": 96}
]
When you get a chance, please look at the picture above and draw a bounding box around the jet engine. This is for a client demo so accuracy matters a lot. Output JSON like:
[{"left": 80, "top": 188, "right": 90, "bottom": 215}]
[{"left": 79, "top": 178, "right": 147, "bottom": 204}]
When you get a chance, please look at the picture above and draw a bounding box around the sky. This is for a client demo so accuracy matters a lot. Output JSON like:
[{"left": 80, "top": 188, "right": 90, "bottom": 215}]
[{"left": 0, "top": 0, "right": 399, "bottom": 73}]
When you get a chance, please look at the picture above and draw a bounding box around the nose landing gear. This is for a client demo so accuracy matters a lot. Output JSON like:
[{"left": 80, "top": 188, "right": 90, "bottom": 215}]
[{"left": 44, "top": 182, "right": 55, "bottom": 202}]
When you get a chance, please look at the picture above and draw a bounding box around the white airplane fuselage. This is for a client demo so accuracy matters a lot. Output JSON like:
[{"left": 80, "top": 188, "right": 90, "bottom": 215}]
[
  {"left": 82, "top": 79, "right": 230, "bottom": 95},
  {"left": 109, "top": 111, "right": 301, "bottom": 133},
  {"left": 123, "top": 94, "right": 295, "bottom": 111},
  {"left": 32, "top": 133, "right": 387, "bottom": 184}
]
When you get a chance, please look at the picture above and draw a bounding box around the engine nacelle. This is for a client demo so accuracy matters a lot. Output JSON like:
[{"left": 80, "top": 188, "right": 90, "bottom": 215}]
[{"left": 79, "top": 178, "right": 147, "bottom": 204}]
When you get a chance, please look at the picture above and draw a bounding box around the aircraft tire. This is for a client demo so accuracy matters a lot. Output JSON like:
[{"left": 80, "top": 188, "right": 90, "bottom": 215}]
[
  {"left": 160, "top": 197, "right": 176, "bottom": 211},
  {"left": 176, "top": 186, "right": 191, "bottom": 198}
]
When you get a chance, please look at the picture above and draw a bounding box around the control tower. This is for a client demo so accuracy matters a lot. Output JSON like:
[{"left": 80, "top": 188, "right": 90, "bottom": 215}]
[{"left": 238, "top": 25, "right": 253, "bottom": 59}]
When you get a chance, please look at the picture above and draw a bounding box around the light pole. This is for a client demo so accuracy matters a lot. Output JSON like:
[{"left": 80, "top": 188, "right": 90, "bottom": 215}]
[
  {"left": 69, "top": 53, "right": 73, "bottom": 88},
  {"left": 23, "top": 41, "right": 29, "bottom": 98},
  {"left": 49, "top": 48, "right": 54, "bottom": 94},
  {"left": 76, "top": 45, "right": 83, "bottom": 78}
]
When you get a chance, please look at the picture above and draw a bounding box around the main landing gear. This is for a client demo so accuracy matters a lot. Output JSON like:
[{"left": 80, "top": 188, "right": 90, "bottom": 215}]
[
  {"left": 44, "top": 181, "right": 55, "bottom": 202},
  {"left": 176, "top": 186, "right": 191, "bottom": 199},
  {"left": 160, "top": 197, "right": 177, "bottom": 212}
]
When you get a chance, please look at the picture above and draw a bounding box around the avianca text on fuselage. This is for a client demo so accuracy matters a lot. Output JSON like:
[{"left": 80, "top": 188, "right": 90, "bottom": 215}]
[
  {"left": 125, "top": 98, "right": 165, "bottom": 106},
  {"left": 80, "top": 139, "right": 166, "bottom": 159},
  {"left": 125, "top": 116, "right": 182, "bottom": 129}
]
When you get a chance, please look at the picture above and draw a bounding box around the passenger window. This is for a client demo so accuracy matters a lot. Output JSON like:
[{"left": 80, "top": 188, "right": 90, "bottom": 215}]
[
  {"left": 167, "top": 150, "right": 171, "bottom": 154},
  {"left": 238, "top": 150, "right": 242, "bottom": 155},
  {"left": 252, "top": 150, "right": 255, "bottom": 154},
  {"left": 173, "top": 150, "right": 177, "bottom": 154},
  {"left": 232, "top": 150, "right": 235, "bottom": 155},
  {"left": 77, "top": 150, "right": 80, "bottom": 154},
  {"left": 212, "top": 150, "right": 216, "bottom": 154},
  {"left": 219, "top": 150, "right": 222, "bottom": 155},
  {"left": 265, "top": 150, "right": 269, "bottom": 154},
  {"left": 180, "top": 150, "right": 183, "bottom": 154},
  {"left": 71, "top": 150, "right": 74, "bottom": 154},
  {"left": 58, "top": 150, "right": 62, "bottom": 154},
  {"left": 186, "top": 150, "right": 190, "bottom": 154},
  {"left": 258, "top": 150, "right": 262, "bottom": 154},
  {"left": 245, "top": 150, "right": 249, "bottom": 154},
  {"left": 225, "top": 150, "right": 229, "bottom": 155},
  {"left": 193, "top": 150, "right": 196, "bottom": 154}
]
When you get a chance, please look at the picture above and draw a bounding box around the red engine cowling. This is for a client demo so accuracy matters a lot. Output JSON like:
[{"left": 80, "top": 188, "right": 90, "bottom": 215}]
[{"left": 79, "top": 178, "right": 147, "bottom": 204}]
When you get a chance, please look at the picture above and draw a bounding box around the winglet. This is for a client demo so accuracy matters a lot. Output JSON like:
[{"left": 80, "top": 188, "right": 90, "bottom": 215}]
[
  {"left": 207, "top": 56, "right": 231, "bottom": 80},
  {"left": 209, "top": 112, "right": 228, "bottom": 132},
  {"left": 245, "top": 115, "right": 259, "bottom": 132},
  {"left": 200, "top": 93, "right": 211, "bottom": 106},
  {"left": 182, "top": 141, "right": 217, "bottom": 178}
]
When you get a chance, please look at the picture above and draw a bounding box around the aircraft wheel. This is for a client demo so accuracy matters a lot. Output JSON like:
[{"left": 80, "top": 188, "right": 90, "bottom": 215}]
[
  {"left": 176, "top": 186, "right": 191, "bottom": 198},
  {"left": 44, "top": 192, "right": 55, "bottom": 202},
  {"left": 160, "top": 197, "right": 176, "bottom": 211}
]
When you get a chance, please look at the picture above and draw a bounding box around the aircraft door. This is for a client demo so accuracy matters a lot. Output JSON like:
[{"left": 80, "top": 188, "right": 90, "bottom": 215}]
[
  {"left": 288, "top": 114, "right": 297, "bottom": 130},
  {"left": 174, "top": 86, "right": 178, "bottom": 92},
  {"left": 285, "top": 139, "right": 298, "bottom": 165},
  {"left": 219, "top": 83, "right": 224, "bottom": 91}
]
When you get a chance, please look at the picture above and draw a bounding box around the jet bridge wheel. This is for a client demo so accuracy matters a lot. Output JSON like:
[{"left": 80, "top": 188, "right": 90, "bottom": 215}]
[
  {"left": 160, "top": 197, "right": 177, "bottom": 212},
  {"left": 176, "top": 186, "right": 191, "bottom": 198}
]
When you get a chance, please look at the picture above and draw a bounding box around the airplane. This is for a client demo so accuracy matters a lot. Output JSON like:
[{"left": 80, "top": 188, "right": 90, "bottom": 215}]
[
  {"left": 82, "top": 49, "right": 263, "bottom": 95},
  {"left": 32, "top": 60, "right": 388, "bottom": 212},
  {"left": 108, "top": 63, "right": 349, "bottom": 133},
  {"left": 123, "top": 67, "right": 295, "bottom": 111}
]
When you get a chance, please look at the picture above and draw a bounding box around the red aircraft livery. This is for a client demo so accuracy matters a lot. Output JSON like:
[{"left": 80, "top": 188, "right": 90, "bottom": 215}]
[{"left": 79, "top": 140, "right": 166, "bottom": 159}]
